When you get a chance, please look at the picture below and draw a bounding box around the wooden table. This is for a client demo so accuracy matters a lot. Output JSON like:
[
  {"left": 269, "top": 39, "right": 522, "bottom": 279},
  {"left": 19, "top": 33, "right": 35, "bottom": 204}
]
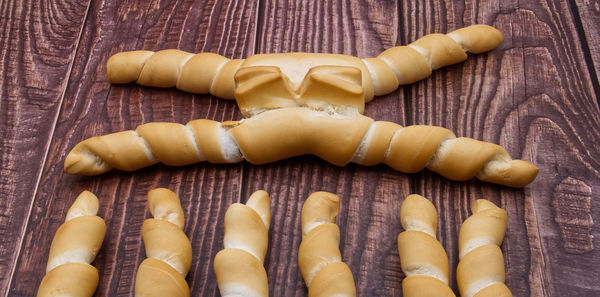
[{"left": 2, "top": 0, "right": 599, "bottom": 296}]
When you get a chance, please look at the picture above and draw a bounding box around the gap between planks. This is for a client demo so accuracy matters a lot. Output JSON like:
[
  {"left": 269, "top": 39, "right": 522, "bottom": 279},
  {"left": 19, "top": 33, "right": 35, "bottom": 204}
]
[
  {"left": 567, "top": 0, "right": 600, "bottom": 108},
  {"left": 3, "top": 1, "right": 93, "bottom": 296}
]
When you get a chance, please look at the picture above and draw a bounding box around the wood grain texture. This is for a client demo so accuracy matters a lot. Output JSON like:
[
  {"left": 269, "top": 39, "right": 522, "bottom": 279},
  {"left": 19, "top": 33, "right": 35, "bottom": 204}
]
[
  {"left": 573, "top": 0, "right": 600, "bottom": 86},
  {"left": 552, "top": 177, "right": 594, "bottom": 254},
  {"left": 7, "top": 0, "right": 258, "bottom": 296},
  {"left": 0, "top": 0, "right": 90, "bottom": 295},
  {"left": 2, "top": 0, "right": 600, "bottom": 296}
]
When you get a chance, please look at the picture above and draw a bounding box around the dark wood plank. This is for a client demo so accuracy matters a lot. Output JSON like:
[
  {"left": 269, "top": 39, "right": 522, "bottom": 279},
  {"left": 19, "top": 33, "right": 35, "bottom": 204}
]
[
  {"left": 250, "top": 1, "right": 411, "bottom": 296},
  {"left": 0, "top": 0, "right": 90, "bottom": 295},
  {"left": 7, "top": 0, "right": 259, "bottom": 296},
  {"left": 573, "top": 0, "right": 600, "bottom": 84},
  {"left": 402, "top": 0, "right": 600, "bottom": 296}
]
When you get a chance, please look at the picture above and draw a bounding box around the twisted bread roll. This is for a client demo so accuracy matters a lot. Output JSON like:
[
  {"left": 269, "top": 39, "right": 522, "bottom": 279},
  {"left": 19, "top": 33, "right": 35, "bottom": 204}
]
[
  {"left": 107, "top": 25, "right": 502, "bottom": 115},
  {"left": 367, "top": 24, "right": 503, "bottom": 95},
  {"left": 457, "top": 199, "right": 512, "bottom": 297},
  {"left": 37, "top": 191, "right": 106, "bottom": 297},
  {"left": 64, "top": 108, "right": 538, "bottom": 187},
  {"left": 397, "top": 194, "right": 455, "bottom": 297},
  {"left": 298, "top": 192, "right": 356, "bottom": 297},
  {"left": 135, "top": 188, "right": 192, "bottom": 297},
  {"left": 213, "top": 190, "right": 271, "bottom": 297}
]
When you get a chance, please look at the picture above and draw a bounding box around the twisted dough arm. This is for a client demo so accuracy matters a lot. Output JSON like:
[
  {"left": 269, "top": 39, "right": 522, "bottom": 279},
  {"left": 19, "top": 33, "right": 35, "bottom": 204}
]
[
  {"left": 298, "top": 192, "right": 356, "bottom": 297},
  {"left": 64, "top": 108, "right": 538, "bottom": 187},
  {"left": 214, "top": 190, "right": 271, "bottom": 297},
  {"left": 37, "top": 191, "right": 106, "bottom": 297},
  {"left": 397, "top": 194, "right": 456, "bottom": 297},
  {"left": 457, "top": 200, "right": 512, "bottom": 297},
  {"left": 107, "top": 50, "right": 241, "bottom": 99},
  {"left": 107, "top": 25, "right": 501, "bottom": 103},
  {"left": 135, "top": 188, "right": 192, "bottom": 297},
  {"left": 364, "top": 25, "right": 503, "bottom": 95}
]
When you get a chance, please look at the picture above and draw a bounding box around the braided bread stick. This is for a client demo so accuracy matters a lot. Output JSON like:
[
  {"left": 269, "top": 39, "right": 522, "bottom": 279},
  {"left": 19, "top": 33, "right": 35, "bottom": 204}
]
[
  {"left": 64, "top": 108, "right": 538, "bottom": 187},
  {"left": 397, "top": 194, "right": 455, "bottom": 297},
  {"left": 457, "top": 199, "right": 512, "bottom": 297},
  {"left": 107, "top": 25, "right": 501, "bottom": 115},
  {"left": 213, "top": 190, "right": 271, "bottom": 297},
  {"left": 37, "top": 191, "right": 106, "bottom": 297},
  {"left": 134, "top": 188, "right": 192, "bottom": 297},
  {"left": 298, "top": 192, "right": 356, "bottom": 297}
]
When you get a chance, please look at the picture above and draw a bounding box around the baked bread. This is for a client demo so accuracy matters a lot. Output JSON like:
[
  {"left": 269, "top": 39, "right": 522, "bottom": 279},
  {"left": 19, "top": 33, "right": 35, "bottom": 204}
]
[
  {"left": 397, "top": 194, "right": 456, "bottom": 297},
  {"left": 213, "top": 190, "right": 271, "bottom": 297},
  {"left": 134, "top": 188, "right": 192, "bottom": 297},
  {"left": 37, "top": 191, "right": 106, "bottom": 297},
  {"left": 64, "top": 108, "right": 538, "bottom": 187},
  {"left": 107, "top": 25, "right": 502, "bottom": 116},
  {"left": 456, "top": 199, "right": 512, "bottom": 297},
  {"left": 298, "top": 192, "right": 356, "bottom": 297}
]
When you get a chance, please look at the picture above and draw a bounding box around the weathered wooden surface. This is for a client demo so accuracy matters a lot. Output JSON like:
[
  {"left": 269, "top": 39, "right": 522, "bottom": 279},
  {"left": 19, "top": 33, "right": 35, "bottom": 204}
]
[
  {"left": 0, "top": 0, "right": 91, "bottom": 295},
  {"left": 1, "top": 0, "right": 599, "bottom": 296},
  {"left": 573, "top": 0, "right": 600, "bottom": 80}
]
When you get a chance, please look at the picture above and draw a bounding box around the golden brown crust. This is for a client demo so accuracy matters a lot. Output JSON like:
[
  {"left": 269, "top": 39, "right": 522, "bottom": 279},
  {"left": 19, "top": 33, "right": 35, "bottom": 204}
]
[
  {"left": 142, "top": 219, "right": 192, "bottom": 276},
  {"left": 229, "top": 108, "right": 373, "bottom": 166},
  {"left": 234, "top": 65, "right": 365, "bottom": 116},
  {"left": 107, "top": 50, "right": 237, "bottom": 99},
  {"left": 65, "top": 191, "right": 99, "bottom": 221},
  {"left": 64, "top": 109, "right": 538, "bottom": 187},
  {"left": 106, "top": 50, "right": 153, "bottom": 84},
  {"left": 64, "top": 130, "right": 158, "bottom": 175},
  {"left": 408, "top": 33, "right": 468, "bottom": 69},
  {"left": 308, "top": 262, "right": 356, "bottom": 297},
  {"left": 384, "top": 125, "right": 455, "bottom": 173},
  {"left": 214, "top": 249, "right": 269, "bottom": 297},
  {"left": 137, "top": 49, "right": 194, "bottom": 88},
  {"left": 136, "top": 122, "right": 202, "bottom": 166},
  {"left": 243, "top": 52, "right": 374, "bottom": 103},
  {"left": 135, "top": 189, "right": 191, "bottom": 297},
  {"left": 47, "top": 216, "right": 106, "bottom": 272},
  {"left": 37, "top": 191, "right": 105, "bottom": 297},
  {"left": 397, "top": 194, "right": 455, "bottom": 297},
  {"left": 447, "top": 25, "right": 504, "bottom": 54},
  {"left": 397, "top": 231, "right": 450, "bottom": 283},
  {"left": 299, "top": 192, "right": 356, "bottom": 296},
  {"left": 377, "top": 46, "right": 432, "bottom": 85},
  {"left": 399, "top": 194, "right": 438, "bottom": 237},
  {"left": 135, "top": 258, "right": 190, "bottom": 297},
  {"left": 37, "top": 263, "right": 99, "bottom": 297},
  {"left": 472, "top": 283, "right": 512, "bottom": 297},
  {"left": 211, "top": 59, "right": 244, "bottom": 99},
  {"left": 457, "top": 245, "right": 508, "bottom": 297},
  {"left": 476, "top": 159, "right": 539, "bottom": 188},
  {"left": 358, "top": 121, "right": 400, "bottom": 166},
  {"left": 402, "top": 275, "right": 456, "bottom": 297},
  {"left": 457, "top": 199, "right": 512, "bottom": 297},
  {"left": 298, "top": 223, "right": 342, "bottom": 285},
  {"left": 372, "top": 24, "right": 502, "bottom": 87},
  {"left": 186, "top": 119, "right": 228, "bottom": 163},
  {"left": 214, "top": 191, "right": 271, "bottom": 297},
  {"left": 177, "top": 53, "right": 229, "bottom": 94},
  {"left": 147, "top": 188, "right": 185, "bottom": 229},
  {"left": 106, "top": 25, "right": 502, "bottom": 113},
  {"left": 223, "top": 204, "right": 269, "bottom": 263},
  {"left": 427, "top": 137, "right": 503, "bottom": 181},
  {"left": 361, "top": 58, "right": 399, "bottom": 96},
  {"left": 245, "top": 190, "right": 271, "bottom": 229},
  {"left": 300, "top": 191, "right": 340, "bottom": 237},
  {"left": 458, "top": 200, "right": 508, "bottom": 259}
]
